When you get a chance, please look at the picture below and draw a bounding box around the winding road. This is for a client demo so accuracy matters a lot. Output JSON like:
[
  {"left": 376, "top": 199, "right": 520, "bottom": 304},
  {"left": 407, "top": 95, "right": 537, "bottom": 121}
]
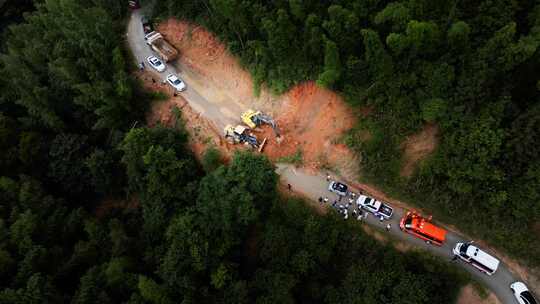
[{"left": 127, "top": 7, "right": 528, "bottom": 304}]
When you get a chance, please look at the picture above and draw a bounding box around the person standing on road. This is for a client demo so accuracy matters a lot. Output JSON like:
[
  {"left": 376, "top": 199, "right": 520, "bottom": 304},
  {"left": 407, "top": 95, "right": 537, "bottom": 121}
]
[
  {"left": 139, "top": 61, "right": 145, "bottom": 71},
  {"left": 326, "top": 174, "right": 331, "bottom": 182},
  {"left": 287, "top": 183, "right": 292, "bottom": 191},
  {"left": 386, "top": 223, "right": 391, "bottom": 231},
  {"left": 318, "top": 197, "right": 323, "bottom": 204},
  {"left": 324, "top": 197, "right": 329, "bottom": 204}
]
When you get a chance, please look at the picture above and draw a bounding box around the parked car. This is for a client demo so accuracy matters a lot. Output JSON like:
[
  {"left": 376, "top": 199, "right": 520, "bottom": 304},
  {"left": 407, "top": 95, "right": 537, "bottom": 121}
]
[
  {"left": 511, "top": 282, "right": 537, "bottom": 304},
  {"left": 146, "top": 55, "right": 166, "bottom": 72},
  {"left": 166, "top": 74, "right": 186, "bottom": 91},
  {"left": 328, "top": 181, "right": 348, "bottom": 196}
]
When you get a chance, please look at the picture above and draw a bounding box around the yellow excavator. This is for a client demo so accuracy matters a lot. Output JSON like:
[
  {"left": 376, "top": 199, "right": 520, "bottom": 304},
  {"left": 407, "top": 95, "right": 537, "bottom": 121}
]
[
  {"left": 241, "top": 109, "right": 280, "bottom": 137},
  {"left": 223, "top": 124, "right": 267, "bottom": 152}
]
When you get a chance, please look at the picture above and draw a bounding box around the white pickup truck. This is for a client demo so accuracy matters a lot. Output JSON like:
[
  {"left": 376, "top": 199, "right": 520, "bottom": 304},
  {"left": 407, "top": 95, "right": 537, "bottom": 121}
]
[{"left": 356, "top": 195, "right": 393, "bottom": 219}]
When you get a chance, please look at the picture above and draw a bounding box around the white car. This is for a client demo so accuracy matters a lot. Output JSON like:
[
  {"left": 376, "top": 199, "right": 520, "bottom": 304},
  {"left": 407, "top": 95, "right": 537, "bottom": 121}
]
[
  {"left": 166, "top": 74, "right": 186, "bottom": 91},
  {"left": 146, "top": 55, "right": 166, "bottom": 72},
  {"left": 511, "top": 282, "right": 537, "bottom": 304},
  {"left": 356, "top": 195, "right": 393, "bottom": 219},
  {"left": 328, "top": 181, "right": 348, "bottom": 196}
]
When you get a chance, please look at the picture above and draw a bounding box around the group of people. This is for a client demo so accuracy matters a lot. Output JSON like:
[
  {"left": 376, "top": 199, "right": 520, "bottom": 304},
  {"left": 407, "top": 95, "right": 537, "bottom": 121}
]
[{"left": 319, "top": 192, "right": 367, "bottom": 221}]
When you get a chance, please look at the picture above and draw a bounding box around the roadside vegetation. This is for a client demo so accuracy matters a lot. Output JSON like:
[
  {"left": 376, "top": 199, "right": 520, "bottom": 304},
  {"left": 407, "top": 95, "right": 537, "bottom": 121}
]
[
  {"left": 153, "top": 0, "right": 540, "bottom": 267},
  {"left": 0, "top": 0, "right": 469, "bottom": 303}
]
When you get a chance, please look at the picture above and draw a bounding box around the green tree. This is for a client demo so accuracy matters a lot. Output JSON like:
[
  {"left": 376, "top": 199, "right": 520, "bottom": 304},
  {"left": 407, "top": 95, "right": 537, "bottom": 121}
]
[
  {"left": 316, "top": 39, "right": 341, "bottom": 88},
  {"left": 202, "top": 146, "right": 222, "bottom": 172},
  {"left": 138, "top": 275, "right": 173, "bottom": 304}
]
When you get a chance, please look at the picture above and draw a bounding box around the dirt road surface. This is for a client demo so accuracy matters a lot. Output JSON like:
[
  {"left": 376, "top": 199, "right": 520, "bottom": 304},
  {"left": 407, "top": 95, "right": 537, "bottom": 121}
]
[{"left": 127, "top": 7, "right": 528, "bottom": 304}]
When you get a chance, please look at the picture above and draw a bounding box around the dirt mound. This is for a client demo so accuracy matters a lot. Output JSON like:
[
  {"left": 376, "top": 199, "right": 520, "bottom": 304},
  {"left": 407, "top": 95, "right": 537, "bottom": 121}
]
[
  {"left": 264, "top": 82, "right": 359, "bottom": 177},
  {"left": 400, "top": 123, "right": 439, "bottom": 177}
]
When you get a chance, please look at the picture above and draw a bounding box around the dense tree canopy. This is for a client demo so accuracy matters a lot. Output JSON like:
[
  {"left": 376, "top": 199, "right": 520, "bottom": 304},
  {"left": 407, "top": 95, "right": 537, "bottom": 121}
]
[{"left": 0, "top": 0, "right": 521, "bottom": 303}]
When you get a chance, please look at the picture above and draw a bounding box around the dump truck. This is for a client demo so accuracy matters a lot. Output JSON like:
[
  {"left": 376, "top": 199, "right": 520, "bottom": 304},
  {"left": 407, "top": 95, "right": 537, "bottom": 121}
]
[
  {"left": 224, "top": 125, "right": 267, "bottom": 152},
  {"left": 144, "top": 31, "right": 178, "bottom": 62},
  {"left": 241, "top": 110, "right": 280, "bottom": 137}
]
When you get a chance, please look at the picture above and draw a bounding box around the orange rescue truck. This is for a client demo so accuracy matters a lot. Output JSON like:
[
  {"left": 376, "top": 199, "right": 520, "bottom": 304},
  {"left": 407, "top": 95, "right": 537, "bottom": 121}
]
[{"left": 399, "top": 211, "right": 447, "bottom": 246}]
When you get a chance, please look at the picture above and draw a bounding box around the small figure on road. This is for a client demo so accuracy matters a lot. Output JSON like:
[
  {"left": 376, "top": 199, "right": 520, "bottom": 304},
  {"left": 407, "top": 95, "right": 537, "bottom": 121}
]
[
  {"left": 332, "top": 201, "right": 337, "bottom": 207},
  {"left": 386, "top": 223, "right": 391, "bottom": 231},
  {"left": 357, "top": 214, "right": 363, "bottom": 221},
  {"left": 326, "top": 174, "right": 331, "bottom": 182},
  {"left": 139, "top": 61, "right": 145, "bottom": 71},
  {"left": 151, "top": 78, "right": 156, "bottom": 83},
  {"left": 348, "top": 197, "right": 354, "bottom": 204},
  {"left": 287, "top": 183, "right": 292, "bottom": 191},
  {"left": 351, "top": 192, "right": 357, "bottom": 199},
  {"left": 352, "top": 209, "right": 357, "bottom": 217},
  {"left": 318, "top": 197, "right": 323, "bottom": 204},
  {"left": 324, "top": 197, "right": 329, "bottom": 204},
  {"left": 379, "top": 215, "right": 384, "bottom": 222}
]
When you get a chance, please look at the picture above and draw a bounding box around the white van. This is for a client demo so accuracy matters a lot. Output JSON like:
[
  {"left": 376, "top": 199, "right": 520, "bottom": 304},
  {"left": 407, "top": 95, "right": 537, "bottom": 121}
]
[{"left": 452, "top": 242, "right": 500, "bottom": 275}]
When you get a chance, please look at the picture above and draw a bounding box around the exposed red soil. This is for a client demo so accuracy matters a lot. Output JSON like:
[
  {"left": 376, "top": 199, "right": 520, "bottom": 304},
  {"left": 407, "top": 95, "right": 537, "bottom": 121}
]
[{"left": 400, "top": 123, "right": 439, "bottom": 177}]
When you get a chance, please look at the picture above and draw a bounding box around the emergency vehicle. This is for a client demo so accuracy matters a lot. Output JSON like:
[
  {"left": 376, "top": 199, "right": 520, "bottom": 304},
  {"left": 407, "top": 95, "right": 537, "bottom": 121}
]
[{"left": 399, "top": 211, "right": 447, "bottom": 246}]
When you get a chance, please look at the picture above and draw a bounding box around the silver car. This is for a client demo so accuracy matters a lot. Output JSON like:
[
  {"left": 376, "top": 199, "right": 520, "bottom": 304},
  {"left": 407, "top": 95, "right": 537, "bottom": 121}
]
[
  {"left": 147, "top": 55, "right": 166, "bottom": 72},
  {"left": 166, "top": 74, "right": 186, "bottom": 91},
  {"left": 328, "top": 181, "right": 348, "bottom": 196}
]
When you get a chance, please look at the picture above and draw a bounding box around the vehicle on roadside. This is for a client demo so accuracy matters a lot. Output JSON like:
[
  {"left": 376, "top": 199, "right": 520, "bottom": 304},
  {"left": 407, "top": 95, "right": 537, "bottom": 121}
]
[
  {"left": 146, "top": 56, "right": 166, "bottom": 72},
  {"left": 356, "top": 195, "right": 393, "bottom": 219},
  {"left": 328, "top": 181, "right": 348, "bottom": 196},
  {"left": 128, "top": 0, "right": 140, "bottom": 9},
  {"left": 166, "top": 74, "right": 186, "bottom": 92},
  {"left": 452, "top": 242, "right": 500, "bottom": 275},
  {"left": 399, "top": 211, "right": 447, "bottom": 246},
  {"left": 144, "top": 31, "right": 178, "bottom": 62},
  {"left": 511, "top": 282, "right": 538, "bottom": 304}
]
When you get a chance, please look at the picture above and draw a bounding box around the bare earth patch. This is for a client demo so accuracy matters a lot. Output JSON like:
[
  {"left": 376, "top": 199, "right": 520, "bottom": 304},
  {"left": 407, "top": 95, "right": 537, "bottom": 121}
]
[
  {"left": 157, "top": 19, "right": 360, "bottom": 181},
  {"left": 400, "top": 123, "right": 439, "bottom": 177},
  {"left": 456, "top": 284, "right": 501, "bottom": 304}
]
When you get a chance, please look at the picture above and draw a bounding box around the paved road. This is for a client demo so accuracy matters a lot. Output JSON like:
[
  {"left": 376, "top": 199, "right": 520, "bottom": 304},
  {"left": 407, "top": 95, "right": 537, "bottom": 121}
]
[{"left": 127, "top": 8, "right": 525, "bottom": 304}]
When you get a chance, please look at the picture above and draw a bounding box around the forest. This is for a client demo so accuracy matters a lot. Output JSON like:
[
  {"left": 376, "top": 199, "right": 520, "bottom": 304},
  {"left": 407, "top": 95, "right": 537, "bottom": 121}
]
[
  {"left": 0, "top": 0, "right": 469, "bottom": 303},
  {"left": 153, "top": 0, "right": 540, "bottom": 267}
]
